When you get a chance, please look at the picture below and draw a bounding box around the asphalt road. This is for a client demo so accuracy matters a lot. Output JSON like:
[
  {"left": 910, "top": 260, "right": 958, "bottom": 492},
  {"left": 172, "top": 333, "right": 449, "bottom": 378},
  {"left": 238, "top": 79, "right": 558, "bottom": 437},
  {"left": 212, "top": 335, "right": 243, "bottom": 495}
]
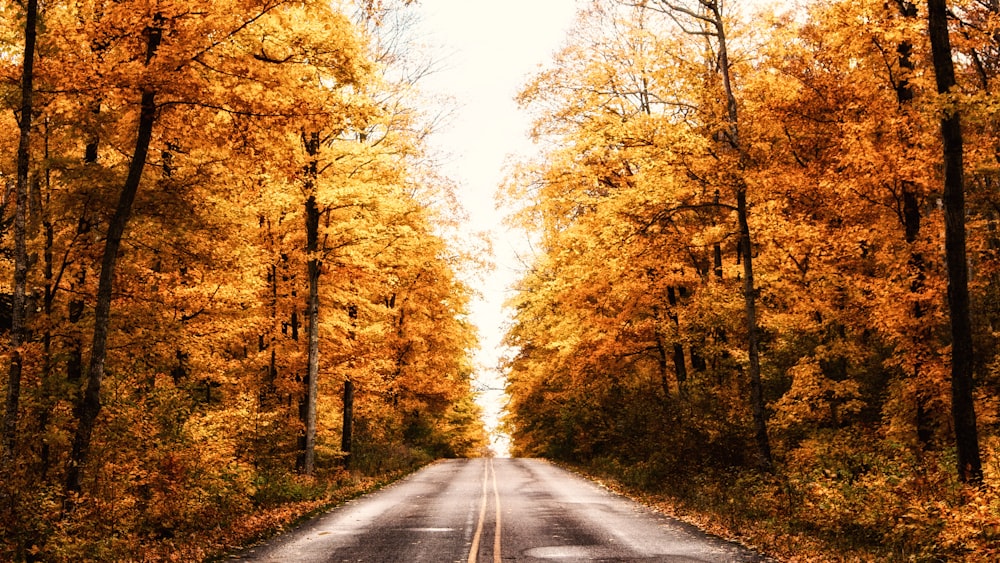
[{"left": 233, "top": 458, "right": 769, "bottom": 562}]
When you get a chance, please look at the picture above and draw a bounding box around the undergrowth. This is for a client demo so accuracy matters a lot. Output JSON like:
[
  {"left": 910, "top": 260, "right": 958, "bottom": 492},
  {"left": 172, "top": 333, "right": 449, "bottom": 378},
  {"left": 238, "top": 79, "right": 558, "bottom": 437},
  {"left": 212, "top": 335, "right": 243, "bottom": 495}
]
[{"left": 567, "top": 436, "right": 1000, "bottom": 562}]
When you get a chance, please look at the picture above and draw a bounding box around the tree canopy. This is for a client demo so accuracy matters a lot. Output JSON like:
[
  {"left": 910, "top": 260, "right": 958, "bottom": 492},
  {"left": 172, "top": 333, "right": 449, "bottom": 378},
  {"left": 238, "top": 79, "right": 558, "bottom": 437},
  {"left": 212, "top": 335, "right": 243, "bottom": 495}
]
[
  {"left": 0, "top": 1, "right": 486, "bottom": 559},
  {"left": 502, "top": 0, "right": 1000, "bottom": 559}
]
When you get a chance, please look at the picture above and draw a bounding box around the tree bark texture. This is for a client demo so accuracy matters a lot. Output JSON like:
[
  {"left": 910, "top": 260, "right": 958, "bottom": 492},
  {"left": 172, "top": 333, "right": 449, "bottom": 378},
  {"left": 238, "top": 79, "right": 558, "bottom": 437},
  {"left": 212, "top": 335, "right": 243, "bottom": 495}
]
[
  {"left": 342, "top": 379, "right": 354, "bottom": 467},
  {"left": 66, "top": 19, "right": 162, "bottom": 496},
  {"left": 297, "top": 131, "right": 321, "bottom": 475},
  {"left": 894, "top": 0, "right": 933, "bottom": 448},
  {"left": 666, "top": 287, "right": 687, "bottom": 390},
  {"left": 711, "top": 0, "right": 773, "bottom": 471},
  {"left": 300, "top": 193, "right": 321, "bottom": 475},
  {"left": 4, "top": 0, "right": 39, "bottom": 460},
  {"left": 737, "top": 188, "right": 773, "bottom": 471},
  {"left": 927, "top": 0, "right": 983, "bottom": 484},
  {"left": 643, "top": 0, "right": 773, "bottom": 471}
]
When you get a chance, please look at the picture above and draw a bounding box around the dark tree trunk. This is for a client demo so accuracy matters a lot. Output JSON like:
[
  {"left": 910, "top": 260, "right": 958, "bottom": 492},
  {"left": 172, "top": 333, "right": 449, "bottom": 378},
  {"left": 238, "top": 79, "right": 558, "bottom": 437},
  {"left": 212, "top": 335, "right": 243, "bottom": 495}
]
[
  {"left": 84, "top": 102, "right": 100, "bottom": 164},
  {"left": 65, "top": 19, "right": 162, "bottom": 496},
  {"left": 642, "top": 0, "right": 774, "bottom": 469},
  {"left": 341, "top": 379, "right": 354, "bottom": 467},
  {"left": 894, "top": 0, "right": 934, "bottom": 448},
  {"left": 39, "top": 219, "right": 53, "bottom": 477},
  {"left": 4, "top": 0, "right": 39, "bottom": 461},
  {"left": 666, "top": 287, "right": 687, "bottom": 390},
  {"left": 737, "top": 188, "right": 773, "bottom": 471},
  {"left": 38, "top": 125, "right": 55, "bottom": 477},
  {"left": 296, "top": 131, "right": 322, "bottom": 475},
  {"left": 299, "top": 194, "right": 321, "bottom": 475},
  {"left": 654, "top": 334, "right": 671, "bottom": 398},
  {"left": 713, "top": 190, "right": 724, "bottom": 280},
  {"left": 264, "top": 260, "right": 278, "bottom": 399},
  {"left": 927, "top": 0, "right": 983, "bottom": 484},
  {"left": 68, "top": 108, "right": 96, "bottom": 400},
  {"left": 712, "top": 0, "right": 773, "bottom": 471}
]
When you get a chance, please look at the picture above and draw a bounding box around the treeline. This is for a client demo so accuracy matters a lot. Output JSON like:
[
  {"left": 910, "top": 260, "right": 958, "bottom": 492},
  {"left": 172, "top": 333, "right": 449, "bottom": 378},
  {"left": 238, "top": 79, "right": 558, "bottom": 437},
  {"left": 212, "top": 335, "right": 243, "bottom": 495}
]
[
  {"left": 0, "top": 0, "right": 486, "bottom": 560},
  {"left": 502, "top": 0, "right": 1000, "bottom": 560}
]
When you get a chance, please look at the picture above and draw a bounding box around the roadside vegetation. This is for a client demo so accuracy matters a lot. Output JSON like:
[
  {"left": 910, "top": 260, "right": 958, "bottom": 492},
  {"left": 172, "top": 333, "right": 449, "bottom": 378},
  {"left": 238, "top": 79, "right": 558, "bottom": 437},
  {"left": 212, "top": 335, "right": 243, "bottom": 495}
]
[
  {"left": 503, "top": 1, "right": 1000, "bottom": 561},
  {"left": 0, "top": 1, "right": 487, "bottom": 560}
]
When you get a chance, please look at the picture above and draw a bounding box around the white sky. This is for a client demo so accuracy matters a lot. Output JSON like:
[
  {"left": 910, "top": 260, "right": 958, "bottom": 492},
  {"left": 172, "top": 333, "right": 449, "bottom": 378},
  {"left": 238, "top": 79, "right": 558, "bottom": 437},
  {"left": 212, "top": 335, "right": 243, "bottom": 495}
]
[
  {"left": 410, "top": 1, "right": 789, "bottom": 455},
  {"left": 413, "top": 0, "right": 580, "bottom": 454}
]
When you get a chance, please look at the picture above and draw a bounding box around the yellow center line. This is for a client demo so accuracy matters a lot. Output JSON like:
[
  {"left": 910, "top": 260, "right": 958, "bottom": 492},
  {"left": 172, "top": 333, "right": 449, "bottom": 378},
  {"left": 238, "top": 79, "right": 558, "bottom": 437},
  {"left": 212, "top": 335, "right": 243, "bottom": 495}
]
[
  {"left": 468, "top": 458, "right": 503, "bottom": 563},
  {"left": 468, "top": 459, "right": 489, "bottom": 563},
  {"left": 490, "top": 458, "right": 502, "bottom": 563}
]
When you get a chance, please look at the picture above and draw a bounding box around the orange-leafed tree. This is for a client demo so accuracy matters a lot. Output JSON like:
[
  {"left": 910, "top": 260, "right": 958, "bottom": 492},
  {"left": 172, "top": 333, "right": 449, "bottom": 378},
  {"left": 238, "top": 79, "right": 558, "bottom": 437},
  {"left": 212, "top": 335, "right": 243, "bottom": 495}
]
[
  {"left": 502, "top": 0, "right": 1000, "bottom": 557},
  {"left": 927, "top": 0, "right": 982, "bottom": 484},
  {"left": 2, "top": 0, "right": 38, "bottom": 461},
  {"left": 0, "top": 0, "right": 485, "bottom": 559}
]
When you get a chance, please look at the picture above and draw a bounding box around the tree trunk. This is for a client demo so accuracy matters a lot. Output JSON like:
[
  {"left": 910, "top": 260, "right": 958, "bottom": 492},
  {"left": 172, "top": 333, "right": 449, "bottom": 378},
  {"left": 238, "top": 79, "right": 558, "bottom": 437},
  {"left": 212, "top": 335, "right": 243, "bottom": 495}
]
[
  {"left": 666, "top": 287, "right": 687, "bottom": 390},
  {"left": 892, "top": 0, "right": 935, "bottom": 449},
  {"left": 39, "top": 218, "right": 53, "bottom": 477},
  {"left": 737, "top": 188, "right": 772, "bottom": 471},
  {"left": 296, "top": 131, "right": 322, "bottom": 475},
  {"left": 299, "top": 193, "right": 321, "bottom": 475},
  {"left": 927, "top": 0, "right": 983, "bottom": 484},
  {"left": 712, "top": 0, "right": 773, "bottom": 471},
  {"left": 3, "top": 0, "right": 39, "bottom": 461},
  {"left": 341, "top": 379, "right": 354, "bottom": 467},
  {"left": 39, "top": 125, "right": 55, "bottom": 477},
  {"left": 654, "top": 332, "right": 672, "bottom": 398},
  {"left": 713, "top": 190, "right": 724, "bottom": 280},
  {"left": 65, "top": 18, "right": 162, "bottom": 496},
  {"left": 643, "top": 0, "right": 773, "bottom": 468}
]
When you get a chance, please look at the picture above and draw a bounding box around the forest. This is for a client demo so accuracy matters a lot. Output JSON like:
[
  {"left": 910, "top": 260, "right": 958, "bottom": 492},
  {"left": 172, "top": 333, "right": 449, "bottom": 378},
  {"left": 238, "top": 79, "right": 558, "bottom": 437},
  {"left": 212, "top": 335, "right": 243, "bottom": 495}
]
[
  {"left": 0, "top": 0, "right": 488, "bottom": 560},
  {"left": 6, "top": 0, "right": 1000, "bottom": 561},
  {"left": 502, "top": 0, "right": 1000, "bottom": 560}
]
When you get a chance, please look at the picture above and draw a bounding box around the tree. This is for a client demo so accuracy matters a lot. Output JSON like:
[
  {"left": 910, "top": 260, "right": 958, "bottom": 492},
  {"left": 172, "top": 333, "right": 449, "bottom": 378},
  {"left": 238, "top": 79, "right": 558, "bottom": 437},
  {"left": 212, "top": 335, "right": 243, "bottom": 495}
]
[
  {"left": 0, "top": 0, "right": 485, "bottom": 557},
  {"left": 618, "top": 0, "right": 772, "bottom": 469},
  {"left": 501, "top": 0, "right": 1000, "bottom": 556},
  {"left": 2, "top": 0, "right": 38, "bottom": 461},
  {"left": 60, "top": 0, "right": 374, "bottom": 494},
  {"left": 64, "top": 7, "right": 163, "bottom": 496},
  {"left": 927, "top": 0, "right": 982, "bottom": 484},
  {"left": 504, "top": 1, "right": 761, "bottom": 466}
]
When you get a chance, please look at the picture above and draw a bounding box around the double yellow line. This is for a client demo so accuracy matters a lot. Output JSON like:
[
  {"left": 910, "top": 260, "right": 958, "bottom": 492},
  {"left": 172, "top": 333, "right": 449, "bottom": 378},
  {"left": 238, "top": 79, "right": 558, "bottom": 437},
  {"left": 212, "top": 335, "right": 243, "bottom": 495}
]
[{"left": 468, "top": 458, "right": 501, "bottom": 563}]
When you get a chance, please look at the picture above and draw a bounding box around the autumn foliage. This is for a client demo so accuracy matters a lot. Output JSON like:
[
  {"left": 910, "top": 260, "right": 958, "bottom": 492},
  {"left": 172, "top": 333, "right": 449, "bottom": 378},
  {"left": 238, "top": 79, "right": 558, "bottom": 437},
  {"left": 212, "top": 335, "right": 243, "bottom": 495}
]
[
  {"left": 503, "top": 0, "right": 1000, "bottom": 560},
  {"left": 0, "top": 0, "right": 486, "bottom": 560}
]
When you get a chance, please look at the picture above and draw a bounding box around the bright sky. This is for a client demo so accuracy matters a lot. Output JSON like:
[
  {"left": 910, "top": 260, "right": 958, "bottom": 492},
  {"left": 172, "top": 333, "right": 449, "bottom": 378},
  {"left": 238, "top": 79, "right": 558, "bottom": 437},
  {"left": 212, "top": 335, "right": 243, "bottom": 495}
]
[{"left": 414, "top": 0, "right": 580, "bottom": 454}]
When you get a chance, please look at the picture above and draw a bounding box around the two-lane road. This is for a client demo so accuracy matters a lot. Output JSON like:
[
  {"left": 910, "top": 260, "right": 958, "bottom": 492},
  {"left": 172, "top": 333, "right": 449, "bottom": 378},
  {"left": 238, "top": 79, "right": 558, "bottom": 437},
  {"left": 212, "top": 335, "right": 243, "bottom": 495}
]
[{"left": 235, "top": 458, "right": 769, "bottom": 562}]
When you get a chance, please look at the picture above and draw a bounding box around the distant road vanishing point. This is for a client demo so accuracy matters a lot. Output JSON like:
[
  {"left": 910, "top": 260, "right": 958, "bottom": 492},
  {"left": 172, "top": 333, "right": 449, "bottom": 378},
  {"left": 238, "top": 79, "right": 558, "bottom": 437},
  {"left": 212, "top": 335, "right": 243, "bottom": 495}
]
[{"left": 233, "top": 458, "right": 770, "bottom": 562}]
